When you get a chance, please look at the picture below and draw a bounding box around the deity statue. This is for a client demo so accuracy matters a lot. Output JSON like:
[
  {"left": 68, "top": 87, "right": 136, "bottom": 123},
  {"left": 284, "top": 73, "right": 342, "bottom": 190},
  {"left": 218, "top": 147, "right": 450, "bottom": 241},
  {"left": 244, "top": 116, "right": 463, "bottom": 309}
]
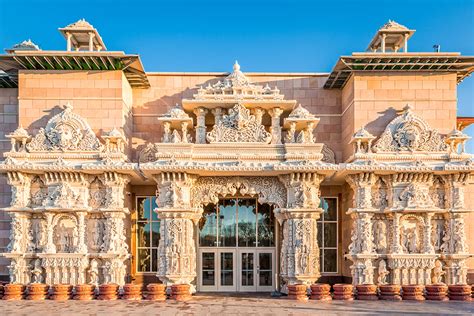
[
  {"left": 373, "top": 221, "right": 387, "bottom": 253},
  {"left": 31, "top": 259, "right": 43, "bottom": 283},
  {"left": 377, "top": 259, "right": 389, "bottom": 285},
  {"left": 8, "top": 261, "right": 19, "bottom": 284},
  {"left": 88, "top": 259, "right": 99, "bottom": 285},
  {"left": 432, "top": 260, "right": 445, "bottom": 284}
]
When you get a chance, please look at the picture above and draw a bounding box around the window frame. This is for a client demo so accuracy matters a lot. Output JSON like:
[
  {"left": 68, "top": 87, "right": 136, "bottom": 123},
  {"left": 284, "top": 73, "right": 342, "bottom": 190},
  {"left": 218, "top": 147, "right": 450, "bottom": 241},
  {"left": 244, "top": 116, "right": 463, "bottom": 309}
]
[
  {"left": 134, "top": 196, "right": 160, "bottom": 274},
  {"left": 318, "top": 196, "right": 339, "bottom": 275}
]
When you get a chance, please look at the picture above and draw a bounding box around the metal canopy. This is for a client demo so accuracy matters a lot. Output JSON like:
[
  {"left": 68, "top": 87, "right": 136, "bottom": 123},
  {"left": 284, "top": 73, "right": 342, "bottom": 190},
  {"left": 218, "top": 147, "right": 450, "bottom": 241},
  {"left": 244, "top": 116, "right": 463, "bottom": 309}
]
[
  {"left": 324, "top": 53, "right": 474, "bottom": 89},
  {"left": 0, "top": 51, "right": 150, "bottom": 88}
]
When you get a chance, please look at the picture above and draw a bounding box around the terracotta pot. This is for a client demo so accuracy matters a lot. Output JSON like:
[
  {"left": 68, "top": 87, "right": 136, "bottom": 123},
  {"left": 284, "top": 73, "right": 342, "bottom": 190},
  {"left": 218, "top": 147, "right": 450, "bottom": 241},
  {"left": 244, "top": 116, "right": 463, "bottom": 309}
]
[
  {"left": 98, "top": 283, "right": 119, "bottom": 300},
  {"left": 333, "top": 284, "right": 354, "bottom": 301},
  {"left": 74, "top": 284, "right": 95, "bottom": 301},
  {"left": 356, "top": 284, "right": 378, "bottom": 300},
  {"left": 402, "top": 285, "right": 425, "bottom": 301},
  {"left": 27, "top": 283, "right": 49, "bottom": 300},
  {"left": 310, "top": 283, "right": 331, "bottom": 301},
  {"left": 50, "top": 284, "right": 73, "bottom": 301},
  {"left": 3, "top": 284, "right": 25, "bottom": 300},
  {"left": 146, "top": 283, "right": 166, "bottom": 301},
  {"left": 379, "top": 284, "right": 402, "bottom": 301},
  {"left": 122, "top": 283, "right": 142, "bottom": 301},
  {"left": 171, "top": 284, "right": 191, "bottom": 301},
  {"left": 448, "top": 285, "right": 472, "bottom": 301}
]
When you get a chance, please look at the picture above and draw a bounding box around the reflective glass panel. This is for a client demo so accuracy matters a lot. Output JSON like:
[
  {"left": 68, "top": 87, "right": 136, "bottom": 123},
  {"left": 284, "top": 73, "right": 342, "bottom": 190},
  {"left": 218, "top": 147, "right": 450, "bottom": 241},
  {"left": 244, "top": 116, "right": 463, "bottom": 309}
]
[
  {"left": 218, "top": 200, "right": 237, "bottom": 247},
  {"left": 220, "top": 252, "right": 234, "bottom": 286},
  {"left": 321, "top": 198, "right": 337, "bottom": 221},
  {"left": 323, "top": 249, "right": 337, "bottom": 273},
  {"left": 241, "top": 252, "right": 254, "bottom": 286},
  {"left": 150, "top": 197, "right": 159, "bottom": 221},
  {"left": 323, "top": 223, "right": 337, "bottom": 248},
  {"left": 238, "top": 199, "right": 257, "bottom": 247},
  {"left": 151, "top": 248, "right": 158, "bottom": 272},
  {"left": 257, "top": 203, "right": 275, "bottom": 247},
  {"left": 137, "top": 197, "right": 149, "bottom": 220},
  {"left": 258, "top": 252, "right": 272, "bottom": 286},
  {"left": 199, "top": 204, "right": 218, "bottom": 247},
  {"left": 202, "top": 252, "right": 215, "bottom": 286},
  {"left": 137, "top": 248, "right": 150, "bottom": 272},
  {"left": 137, "top": 222, "right": 150, "bottom": 248}
]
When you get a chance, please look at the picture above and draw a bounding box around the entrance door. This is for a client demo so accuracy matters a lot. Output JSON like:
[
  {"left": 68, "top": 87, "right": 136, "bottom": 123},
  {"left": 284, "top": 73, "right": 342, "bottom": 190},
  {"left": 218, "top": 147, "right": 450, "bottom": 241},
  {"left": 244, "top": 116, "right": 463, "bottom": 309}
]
[
  {"left": 239, "top": 249, "right": 275, "bottom": 292},
  {"left": 197, "top": 198, "right": 276, "bottom": 292}
]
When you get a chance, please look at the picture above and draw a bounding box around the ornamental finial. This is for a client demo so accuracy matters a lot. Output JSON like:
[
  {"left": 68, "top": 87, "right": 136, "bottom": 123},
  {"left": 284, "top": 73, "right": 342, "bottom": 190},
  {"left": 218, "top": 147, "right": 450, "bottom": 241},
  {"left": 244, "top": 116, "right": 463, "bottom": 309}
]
[{"left": 233, "top": 60, "right": 240, "bottom": 72}]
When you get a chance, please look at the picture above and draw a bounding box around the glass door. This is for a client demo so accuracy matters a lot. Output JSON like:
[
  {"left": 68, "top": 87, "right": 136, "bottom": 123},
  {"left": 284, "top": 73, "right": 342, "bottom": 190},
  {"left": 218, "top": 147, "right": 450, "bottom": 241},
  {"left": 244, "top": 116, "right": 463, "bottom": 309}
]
[
  {"left": 239, "top": 250, "right": 256, "bottom": 291},
  {"left": 218, "top": 249, "right": 236, "bottom": 291},
  {"left": 198, "top": 249, "right": 217, "bottom": 291},
  {"left": 256, "top": 249, "right": 275, "bottom": 291}
]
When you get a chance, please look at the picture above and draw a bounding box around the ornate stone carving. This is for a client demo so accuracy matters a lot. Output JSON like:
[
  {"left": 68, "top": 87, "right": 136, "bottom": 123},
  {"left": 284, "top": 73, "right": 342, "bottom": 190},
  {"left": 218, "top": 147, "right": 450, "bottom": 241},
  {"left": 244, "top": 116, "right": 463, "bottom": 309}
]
[
  {"left": 373, "top": 105, "right": 447, "bottom": 152},
  {"left": 399, "top": 215, "right": 424, "bottom": 254},
  {"left": 88, "top": 259, "right": 100, "bottom": 285},
  {"left": 377, "top": 259, "right": 389, "bottom": 285},
  {"left": 206, "top": 103, "right": 272, "bottom": 143},
  {"left": 101, "top": 212, "right": 128, "bottom": 255},
  {"left": 7, "top": 213, "right": 30, "bottom": 253},
  {"left": 43, "top": 183, "right": 79, "bottom": 209},
  {"left": 7, "top": 171, "right": 31, "bottom": 208},
  {"left": 321, "top": 144, "right": 336, "bottom": 163},
  {"left": 31, "top": 258, "right": 44, "bottom": 283},
  {"left": 279, "top": 173, "right": 324, "bottom": 209},
  {"left": 191, "top": 176, "right": 286, "bottom": 209},
  {"left": 53, "top": 215, "right": 79, "bottom": 253},
  {"left": 8, "top": 257, "right": 30, "bottom": 284},
  {"left": 89, "top": 177, "right": 107, "bottom": 209},
  {"left": 42, "top": 256, "right": 89, "bottom": 285},
  {"left": 373, "top": 220, "right": 387, "bottom": 253},
  {"left": 27, "top": 103, "right": 102, "bottom": 152}
]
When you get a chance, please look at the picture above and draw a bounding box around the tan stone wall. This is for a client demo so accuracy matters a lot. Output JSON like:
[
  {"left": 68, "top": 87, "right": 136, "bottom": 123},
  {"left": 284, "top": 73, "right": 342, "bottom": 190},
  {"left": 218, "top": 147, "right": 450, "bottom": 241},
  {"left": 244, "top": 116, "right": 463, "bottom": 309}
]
[
  {"left": 0, "top": 88, "right": 18, "bottom": 276},
  {"left": 132, "top": 73, "right": 343, "bottom": 162}
]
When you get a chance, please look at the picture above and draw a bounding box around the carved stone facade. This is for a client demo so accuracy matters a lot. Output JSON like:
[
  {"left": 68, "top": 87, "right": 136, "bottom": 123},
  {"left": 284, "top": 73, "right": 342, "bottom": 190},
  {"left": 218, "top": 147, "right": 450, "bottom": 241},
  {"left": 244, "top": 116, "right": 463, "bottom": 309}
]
[
  {"left": 345, "top": 105, "right": 472, "bottom": 286},
  {"left": 1, "top": 104, "right": 132, "bottom": 286}
]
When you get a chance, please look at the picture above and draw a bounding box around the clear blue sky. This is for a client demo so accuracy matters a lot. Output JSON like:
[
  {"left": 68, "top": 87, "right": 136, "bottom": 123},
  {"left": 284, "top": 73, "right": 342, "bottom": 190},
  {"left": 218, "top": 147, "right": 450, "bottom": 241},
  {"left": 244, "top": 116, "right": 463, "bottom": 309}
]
[{"left": 1, "top": 0, "right": 473, "bottom": 152}]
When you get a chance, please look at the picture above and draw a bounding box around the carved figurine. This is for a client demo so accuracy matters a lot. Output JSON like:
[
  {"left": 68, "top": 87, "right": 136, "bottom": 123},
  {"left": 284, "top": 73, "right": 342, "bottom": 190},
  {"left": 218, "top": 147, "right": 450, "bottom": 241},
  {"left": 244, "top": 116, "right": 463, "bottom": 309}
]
[
  {"left": 88, "top": 259, "right": 99, "bottom": 285},
  {"left": 432, "top": 260, "right": 445, "bottom": 284},
  {"left": 31, "top": 259, "right": 43, "bottom": 283},
  {"left": 373, "top": 220, "right": 387, "bottom": 253},
  {"left": 377, "top": 259, "right": 389, "bottom": 285}
]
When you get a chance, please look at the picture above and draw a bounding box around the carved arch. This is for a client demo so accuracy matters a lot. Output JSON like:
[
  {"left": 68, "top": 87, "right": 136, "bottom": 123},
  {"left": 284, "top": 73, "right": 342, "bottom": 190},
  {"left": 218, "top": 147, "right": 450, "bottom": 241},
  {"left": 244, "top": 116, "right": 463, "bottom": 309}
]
[{"left": 191, "top": 176, "right": 287, "bottom": 209}]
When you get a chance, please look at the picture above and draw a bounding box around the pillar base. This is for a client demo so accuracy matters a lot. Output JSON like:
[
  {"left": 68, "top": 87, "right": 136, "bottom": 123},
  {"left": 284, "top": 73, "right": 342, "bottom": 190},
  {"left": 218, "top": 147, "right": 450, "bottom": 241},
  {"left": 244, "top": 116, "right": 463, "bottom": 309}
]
[
  {"left": 379, "top": 285, "right": 402, "bottom": 301},
  {"left": 448, "top": 285, "right": 472, "bottom": 301},
  {"left": 3, "top": 284, "right": 25, "bottom": 300},
  {"left": 27, "top": 284, "right": 49, "bottom": 300},
  {"left": 98, "top": 284, "right": 119, "bottom": 300},
  {"left": 310, "top": 283, "right": 331, "bottom": 301},
  {"left": 356, "top": 284, "right": 378, "bottom": 301},
  {"left": 287, "top": 284, "right": 308, "bottom": 301},
  {"left": 402, "top": 285, "right": 425, "bottom": 301},
  {"left": 74, "top": 284, "right": 95, "bottom": 300},
  {"left": 50, "top": 284, "right": 73, "bottom": 301},
  {"left": 146, "top": 283, "right": 167, "bottom": 301},
  {"left": 333, "top": 284, "right": 354, "bottom": 301},
  {"left": 425, "top": 284, "right": 449, "bottom": 301},
  {"left": 122, "top": 283, "right": 142, "bottom": 300},
  {"left": 171, "top": 284, "right": 191, "bottom": 301}
]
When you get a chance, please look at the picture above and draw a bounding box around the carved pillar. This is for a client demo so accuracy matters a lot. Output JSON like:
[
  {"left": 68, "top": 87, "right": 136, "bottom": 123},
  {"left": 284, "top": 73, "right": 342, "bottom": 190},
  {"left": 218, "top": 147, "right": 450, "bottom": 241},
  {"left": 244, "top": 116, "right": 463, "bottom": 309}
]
[
  {"left": 346, "top": 173, "right": 376, "bottom": 209},
  {"left": 44, "top": 212, "right": 56, "bottom": 253},
  {"left": 423, "top": 213, "right": 435, "bottom": 254},
  {"left": 193, "top": 107, "right": 208, "bottom": 144},
  {"left": 277, "top": 173, "right": 324, "bottom": 286},
  {"left": 348, "top": 212, "right": 374, "bottom": 255},
  {"left": 76, "top": 212, "right": 88, "bottom": 253},
  {"left": 269, "top": 107, "right": 283, "bottom": 144},
  {"left": 154, "top": 172, "right": 200, "bottom": 292},
  {"left": 7, "top": 213, "right": 30, "bottom": 254},
  {"left": 391, "top": 213, "right": 403, "bottom": 254},
  {"left": 211, "top": 107, "right": 223, "bottom": 125},
  {"left": 103, "top": 172, "right": 129, "bottom": 209}
]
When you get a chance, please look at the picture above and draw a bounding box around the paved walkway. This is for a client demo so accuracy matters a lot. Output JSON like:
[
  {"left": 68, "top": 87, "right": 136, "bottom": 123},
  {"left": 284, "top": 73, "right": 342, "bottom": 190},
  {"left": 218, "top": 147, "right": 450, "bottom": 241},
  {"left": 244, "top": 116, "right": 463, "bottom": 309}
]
[{"left": 1, "top": 294, "right": 473, "bottom": 315}]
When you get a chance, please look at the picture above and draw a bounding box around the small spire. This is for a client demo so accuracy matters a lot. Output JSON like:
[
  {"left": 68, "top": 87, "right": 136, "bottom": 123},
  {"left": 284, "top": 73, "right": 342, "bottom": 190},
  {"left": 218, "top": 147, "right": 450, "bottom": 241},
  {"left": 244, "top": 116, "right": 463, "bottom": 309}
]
[
  {"left": 64, "top": 102, "right": 73, "bottom": 110},
  {"left": 233, "top": 60, "right": 240, "bottom": 72}
]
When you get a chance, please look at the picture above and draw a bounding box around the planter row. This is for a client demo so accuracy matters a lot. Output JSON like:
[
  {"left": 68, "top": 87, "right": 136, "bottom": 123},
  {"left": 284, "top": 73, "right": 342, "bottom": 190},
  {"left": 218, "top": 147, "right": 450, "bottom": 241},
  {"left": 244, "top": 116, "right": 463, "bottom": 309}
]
[
  {"left": 0, "top": 283, "right": 191, "bottom": 301},
  {"left": 287, "top": 284, "right": 473, "bottom": 302}
]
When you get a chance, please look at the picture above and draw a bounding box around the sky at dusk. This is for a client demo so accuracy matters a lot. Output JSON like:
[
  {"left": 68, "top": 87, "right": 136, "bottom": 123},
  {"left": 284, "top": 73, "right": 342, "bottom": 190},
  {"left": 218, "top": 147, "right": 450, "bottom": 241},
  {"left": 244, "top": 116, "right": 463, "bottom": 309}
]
[{"left": 1, "top": 0, "right": 473, "bottom": 152}]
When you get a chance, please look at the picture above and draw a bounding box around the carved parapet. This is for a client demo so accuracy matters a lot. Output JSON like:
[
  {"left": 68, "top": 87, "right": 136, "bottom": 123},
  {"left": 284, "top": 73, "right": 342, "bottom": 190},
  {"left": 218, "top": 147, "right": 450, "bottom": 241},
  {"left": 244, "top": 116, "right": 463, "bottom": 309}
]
[
  {"left": 386, "top": 255, "right": 436, "bottom": 285},
  {"left": 440, "top": 257, "right": 468, "bottom": 285},
  {"left": 391, "top": 173, "right": 435, "bottom": 210},
  {"left": 4, "top": 256, "right": 30, "bottom": 284},
  {"left": 40, "top": 255, "right": 89, "bottom": 286}
]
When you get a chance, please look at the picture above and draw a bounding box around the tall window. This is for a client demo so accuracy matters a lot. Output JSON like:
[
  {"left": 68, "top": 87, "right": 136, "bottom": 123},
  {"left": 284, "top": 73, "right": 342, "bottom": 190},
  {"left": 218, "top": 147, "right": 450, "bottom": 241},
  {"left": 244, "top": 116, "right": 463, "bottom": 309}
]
[
  {"left": 136, "top": 197, "right": 160, "bottom": 273},
  {"left": 318, "top": 197, "right": 338, "bottom": 273}
]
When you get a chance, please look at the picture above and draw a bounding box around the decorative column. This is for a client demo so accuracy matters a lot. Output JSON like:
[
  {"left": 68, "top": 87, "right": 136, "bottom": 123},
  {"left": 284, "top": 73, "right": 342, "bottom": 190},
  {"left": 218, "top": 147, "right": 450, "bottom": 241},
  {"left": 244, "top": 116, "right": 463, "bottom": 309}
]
[
  {"left": 44, "top": 213, "right": 56, "bottom": 253},
  {"left": 76, "top": 212, "right": 88, "bottom": 253},
  {"left": 404, "top": 34, "right": 408, "bottom": 52},
  {"left": 66, "top": 32, "right": 72, "bottom": 51},
  {"left": 381, "top": 33, "right": 386, "bottom": 53},
  {"left": 154, "top": 172, "right": 200, "bottom": 292},
  {"left": 88, "top": 32, "right": 95, "bottom": 51},
  {"left": 211, "top": 107, "right": 223, "bottom": 125},
  {"left": 423, "top": 213, "right": 435, "bottom": 254},
  {"left": 269, "top": 107, "right": 283, "bottom": 144},
  {"left": 391, "top": 213, "right": 403, "bottom": 254},
  {"left": 193, "top": 107, "right": 208, "bottom": 144},
  {"left": 7, "top": 171, "right": 31, "bottom": 208},
  {"left": 277, "top": 173, "right": 324, "bottom": 287},
  {"left": 7, "top": 212, "right": 30, "bottom": 254}
]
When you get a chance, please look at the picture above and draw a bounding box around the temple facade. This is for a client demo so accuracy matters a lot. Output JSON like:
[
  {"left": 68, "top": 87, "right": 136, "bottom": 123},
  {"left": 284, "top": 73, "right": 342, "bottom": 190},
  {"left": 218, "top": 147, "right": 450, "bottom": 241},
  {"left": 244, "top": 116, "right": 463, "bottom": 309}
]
[{"left": 0, "top": 19, "right": 473, "bottom": 293}]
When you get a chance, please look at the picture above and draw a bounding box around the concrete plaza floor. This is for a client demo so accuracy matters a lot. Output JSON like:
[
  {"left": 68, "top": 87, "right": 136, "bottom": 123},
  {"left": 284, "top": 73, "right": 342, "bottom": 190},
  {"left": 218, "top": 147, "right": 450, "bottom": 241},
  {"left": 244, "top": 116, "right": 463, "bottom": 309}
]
[{"left": 1, "top": 293, "right": 473, "bottom": 315}]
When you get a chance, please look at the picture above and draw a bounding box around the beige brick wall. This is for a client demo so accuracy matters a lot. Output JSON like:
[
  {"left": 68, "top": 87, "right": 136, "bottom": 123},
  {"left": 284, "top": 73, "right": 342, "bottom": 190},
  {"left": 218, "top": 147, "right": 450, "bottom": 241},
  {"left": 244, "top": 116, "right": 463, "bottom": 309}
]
[{"left": 0, "top": 88, "right": 18, "bottom": 275}]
